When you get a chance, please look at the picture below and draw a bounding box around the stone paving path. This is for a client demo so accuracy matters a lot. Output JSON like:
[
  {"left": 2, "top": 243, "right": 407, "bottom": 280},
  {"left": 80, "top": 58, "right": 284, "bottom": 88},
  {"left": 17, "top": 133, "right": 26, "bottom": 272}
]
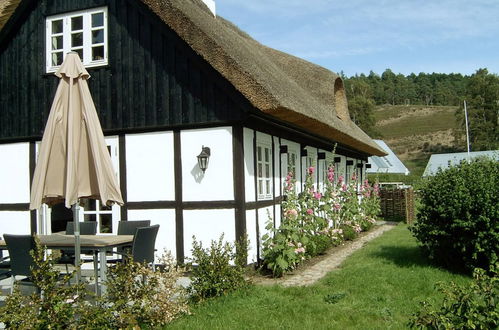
[{"left": 252, "top": 222, "right": 398, "bottom": 287}]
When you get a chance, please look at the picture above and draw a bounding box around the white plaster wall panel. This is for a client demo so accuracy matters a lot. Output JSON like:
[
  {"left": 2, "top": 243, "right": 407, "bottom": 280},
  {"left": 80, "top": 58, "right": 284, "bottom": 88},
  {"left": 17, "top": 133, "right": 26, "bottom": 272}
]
[
  {"left": 243, "top": 128, "right": 256, "bottom": 202},
  {"left": 274, "top": 204, "right": 282, "bottom": 229},
  {"left": 0, "top": 211, "right": 31, "bottom": 236},
  {"left": 126, "top": 132, "right": 174, "bottom": 201},
  {"left": 181, "top": 127, "right": 234, "bottom": 201},
  {"left": 257, "top": 206, "right": 273, "bottom": 244},
  {"left": 0, "top": 143, "right": 30, "bottom": 203},
  {"left": 245, "top": 210, "right": 257, "bottom": 264},
  {"left": 183, "top": 209, "right": 235, "bottom": 259},
  {"left": 338, "top": 155, "right": 347, "bottom": 183},
  {"left": 128, "top": 209, "right": 176, "bottom": 260}
]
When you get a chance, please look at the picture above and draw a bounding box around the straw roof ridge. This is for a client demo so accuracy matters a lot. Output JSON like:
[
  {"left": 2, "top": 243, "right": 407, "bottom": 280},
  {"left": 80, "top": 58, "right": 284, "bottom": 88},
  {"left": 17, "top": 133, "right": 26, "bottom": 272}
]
[
  {"left": 0, "top": 0, "right": 21, "bottom": 30},
  {"left": 142, "top": 0, "right": 384, "bottom": 155}
]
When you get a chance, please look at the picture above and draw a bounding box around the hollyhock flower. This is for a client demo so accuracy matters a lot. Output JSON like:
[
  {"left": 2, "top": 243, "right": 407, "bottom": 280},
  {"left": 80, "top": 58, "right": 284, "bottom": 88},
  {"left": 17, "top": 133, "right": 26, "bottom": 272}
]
[
  {"left": 314, "top": 192, "right": 322, "bottom": 200},
  {"left": 308, "top": 166, "right": 315, "bottom": 175},
  {"left": 333, "top": 203, "right": 341, "bottom": 211},
  {"left": 338, "top": 175, "right": 344, "bottom": 183},
  {"left": 342, "top": 184, "right": 347, "bottom": 191},
  {"left": 351, "top": 174, "right": 357, "bottom": 181},
  {"left": 306, "top": 209, "right": 314, "bottom": 215},
  {"left": 285, "top": 209, "right": 298, "bottom": 218},
  {"left": 294, "top": 247, "right": 306, "bottom": 254}
]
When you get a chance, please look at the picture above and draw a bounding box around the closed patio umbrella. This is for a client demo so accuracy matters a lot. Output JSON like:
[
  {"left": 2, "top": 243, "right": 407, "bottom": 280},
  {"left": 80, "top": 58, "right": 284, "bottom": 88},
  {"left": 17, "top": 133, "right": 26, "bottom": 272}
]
[{"left": 30, "top": 52, "right": 123, "bottom": 283}]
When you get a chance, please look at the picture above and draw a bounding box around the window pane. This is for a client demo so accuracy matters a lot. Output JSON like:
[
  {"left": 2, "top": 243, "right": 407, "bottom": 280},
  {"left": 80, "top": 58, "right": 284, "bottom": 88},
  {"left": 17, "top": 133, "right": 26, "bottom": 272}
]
[
  {"left": 264, "top": 148, "right": 269, "bottom": 162},
  {"left": 265, "top": 164, "right": 270, "bottom": 178},
  {"left": 257, "top": 146, "right": 261, "bottom": 161},
  {"left": 52, "top": 52, "right": 63, "bottom": 66},
  {"left": 84, "top": 214, "right": 96, "bottom": 222},
  {"left": 71, "top": 16, "right": 83, "bottom": 31},
  {"left": 73, "top": 48, "right": 83, "bottom": 61},
  {"left": 258, "top": 163, "right": 262, "bottom": 178},
  {"left": 92, "top": 12, "right": 104, "bottom": 27},
  {"left": 258, "top": 180, "right": 263, "bottom": 194},
  {"left": 92, "top": 29, "right": 104, "bottom": 44},
  {"left": 100, "top": 202, "right": 111, "bottom": 211},
  {"left": 52, "top": 19, "right": 63, "bottom": 34},
  {"left": 100, "top": 214, "right": 112, "bottom": 233},
  {"left": 52, "top": 36, "right": 63, "bottom": 50},
  {"left": 266, "top": 181, "right": 270, "bottom": 195},
  {"left": 71, "top": 32, "right": 83, "bottom": 47},
  {"left": 92, "top": 46, "right": 104, "bottom": 61}
]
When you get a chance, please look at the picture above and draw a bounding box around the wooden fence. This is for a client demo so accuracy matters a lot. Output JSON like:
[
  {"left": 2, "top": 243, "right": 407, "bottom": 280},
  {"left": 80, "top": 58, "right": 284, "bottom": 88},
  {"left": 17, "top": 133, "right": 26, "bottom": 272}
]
[{"left": 379, "top": 187, "right": 415, "bottom": 224}]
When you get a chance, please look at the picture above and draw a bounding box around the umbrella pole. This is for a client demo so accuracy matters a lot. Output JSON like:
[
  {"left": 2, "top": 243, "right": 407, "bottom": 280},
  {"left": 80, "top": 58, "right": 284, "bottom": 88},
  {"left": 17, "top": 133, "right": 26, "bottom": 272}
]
[{"left": 73, "top": 202, "right": 81, "bottom": 284}]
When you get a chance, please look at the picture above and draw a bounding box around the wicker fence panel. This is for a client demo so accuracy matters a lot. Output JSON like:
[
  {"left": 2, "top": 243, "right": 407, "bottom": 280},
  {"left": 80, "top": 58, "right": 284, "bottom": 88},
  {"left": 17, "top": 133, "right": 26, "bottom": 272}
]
[{"left": 380, "top": 187, "right": 415, "bottom": 224}]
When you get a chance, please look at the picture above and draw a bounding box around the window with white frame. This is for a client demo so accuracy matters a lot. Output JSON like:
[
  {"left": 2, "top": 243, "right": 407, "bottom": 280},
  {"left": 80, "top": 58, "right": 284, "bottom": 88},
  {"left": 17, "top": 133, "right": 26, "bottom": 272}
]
[
  {"left": 257, "top": 143, "right": 272, "bottom": 200},
  {"left": 46, "top": 7, "right": 108, "bottom": 72}
]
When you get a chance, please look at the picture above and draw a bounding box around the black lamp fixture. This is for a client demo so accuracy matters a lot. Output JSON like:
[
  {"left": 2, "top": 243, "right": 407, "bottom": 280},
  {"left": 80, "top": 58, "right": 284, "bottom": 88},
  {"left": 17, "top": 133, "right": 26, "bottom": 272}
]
[
  {"left": 334, "top": 157, "right": 341, "bottom": 163},
  {"left": 197, "top": 146, "right": 211, "bottom": 173},
  {"left": 356, "top": 163, "right": 363, "bottom": 169},
  {"left": 346, "top": 160, "right": 354, "bottom": 166},
  {"left": 366, "top": 163, "right": 372, "bottom": 169}
]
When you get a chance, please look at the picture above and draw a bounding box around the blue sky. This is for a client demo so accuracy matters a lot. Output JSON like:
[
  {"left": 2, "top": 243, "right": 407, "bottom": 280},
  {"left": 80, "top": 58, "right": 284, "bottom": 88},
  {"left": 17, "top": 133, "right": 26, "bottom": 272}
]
[{"left": 216, "top": 0, "right": 499, "bottom": 77}]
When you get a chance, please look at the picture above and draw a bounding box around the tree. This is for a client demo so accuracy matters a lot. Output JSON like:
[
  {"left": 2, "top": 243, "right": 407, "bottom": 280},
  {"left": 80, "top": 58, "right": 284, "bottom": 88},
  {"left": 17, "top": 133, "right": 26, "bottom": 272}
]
[
  {"left": 457, "top": 69, "right": 499, "bottom": 150},
  {"left": 348, "top": 95, "right": 381, "bottom": 138}
]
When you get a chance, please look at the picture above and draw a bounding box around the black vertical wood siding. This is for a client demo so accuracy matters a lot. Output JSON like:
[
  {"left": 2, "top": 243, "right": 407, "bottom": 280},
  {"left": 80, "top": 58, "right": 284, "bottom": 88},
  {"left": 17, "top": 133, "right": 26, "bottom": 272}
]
[{"left": 0, "top": 0, "right": 249, "bottom": 142}]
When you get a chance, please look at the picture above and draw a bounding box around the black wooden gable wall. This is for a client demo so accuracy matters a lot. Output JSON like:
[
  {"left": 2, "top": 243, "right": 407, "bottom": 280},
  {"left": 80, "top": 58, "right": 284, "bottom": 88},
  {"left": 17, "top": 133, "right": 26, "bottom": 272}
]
[{"left": 0, "top": 0, "right": 250, "bottom": 142}]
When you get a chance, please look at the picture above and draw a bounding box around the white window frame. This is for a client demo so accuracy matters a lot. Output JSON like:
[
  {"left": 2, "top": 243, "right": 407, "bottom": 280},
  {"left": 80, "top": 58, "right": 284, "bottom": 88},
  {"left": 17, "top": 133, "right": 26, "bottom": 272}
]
[
  {"left": 46, "top": 7, "right": 108, "bottom": 73},
  {"left": 256, "top": 142, "right": 273, "bottom": 200},
  {"left": 287, "top": 149, "right": 298, "bottom": 179}
]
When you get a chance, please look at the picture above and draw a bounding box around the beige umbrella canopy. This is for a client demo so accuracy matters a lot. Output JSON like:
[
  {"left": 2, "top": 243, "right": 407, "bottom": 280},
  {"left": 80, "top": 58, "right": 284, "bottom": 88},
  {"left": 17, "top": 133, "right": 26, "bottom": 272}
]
[
  {"left": 30, "top": 52, "right": 123, "bottom": 210},
  {"left": 29, "top": 52, "right": 123, "bottom": 283}
]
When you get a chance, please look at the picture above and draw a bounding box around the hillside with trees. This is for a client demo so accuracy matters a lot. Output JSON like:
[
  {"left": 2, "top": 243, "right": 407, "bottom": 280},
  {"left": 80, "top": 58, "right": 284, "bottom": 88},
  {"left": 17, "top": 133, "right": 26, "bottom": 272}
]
[{"left": 343, "top": 69, "right": 499, "bottom": 180}]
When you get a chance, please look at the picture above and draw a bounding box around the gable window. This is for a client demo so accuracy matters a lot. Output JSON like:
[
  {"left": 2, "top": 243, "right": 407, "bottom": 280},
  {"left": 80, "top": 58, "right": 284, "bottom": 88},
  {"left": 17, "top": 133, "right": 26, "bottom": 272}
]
[
  {"left": 257, "top": 143, "right": 272, "bottom": 200},
  {"left": 46, "top": 7, "right": 108, "bottom": 72}
]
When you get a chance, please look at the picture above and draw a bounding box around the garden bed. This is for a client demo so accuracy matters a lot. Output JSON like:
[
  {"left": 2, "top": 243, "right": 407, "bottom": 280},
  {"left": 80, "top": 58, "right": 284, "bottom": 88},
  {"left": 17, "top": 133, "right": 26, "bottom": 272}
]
[{"left": 251, "top": 221, "right": 398, "bottom": 286}]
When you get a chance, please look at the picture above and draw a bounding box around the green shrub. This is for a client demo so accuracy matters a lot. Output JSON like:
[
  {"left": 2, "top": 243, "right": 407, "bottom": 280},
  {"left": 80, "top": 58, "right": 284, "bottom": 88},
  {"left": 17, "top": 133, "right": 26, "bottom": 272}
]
[
  {"left": 308, "top": 234, "right": 331, "bottom": 257},
  {"left": 0, "top": 240, "right": 189, "bottom": 329},
  {"left": 188, "top": 234, "right": 249, "bottom": 301},
  {"left": 410, "top": 158, "right": 498, "bottom": 271},
  {"left": 340, "top": 223, "right": 360, "bottom": 241},
  {"left": 409, "top": 267, "right": 498, "bottom": 329},
  {"left": 0, "top": 238, "right": 87, "bottom": 329}
]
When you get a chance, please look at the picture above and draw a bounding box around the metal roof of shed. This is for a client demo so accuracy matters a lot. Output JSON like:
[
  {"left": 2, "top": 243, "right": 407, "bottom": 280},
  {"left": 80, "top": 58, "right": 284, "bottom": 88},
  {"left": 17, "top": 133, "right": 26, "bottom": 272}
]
[
  {"left": 367, "top": 140, "right": 410, "bottom": 175},
  {"left": 422, "top": 150, "right": 499, "bottom": 176}
]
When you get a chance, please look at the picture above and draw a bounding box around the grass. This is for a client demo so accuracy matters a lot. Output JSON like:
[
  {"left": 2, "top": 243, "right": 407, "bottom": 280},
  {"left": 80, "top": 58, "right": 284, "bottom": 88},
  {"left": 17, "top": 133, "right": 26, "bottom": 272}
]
[{"left": 168, "top": 225, "right": 471, "bottom": 329}]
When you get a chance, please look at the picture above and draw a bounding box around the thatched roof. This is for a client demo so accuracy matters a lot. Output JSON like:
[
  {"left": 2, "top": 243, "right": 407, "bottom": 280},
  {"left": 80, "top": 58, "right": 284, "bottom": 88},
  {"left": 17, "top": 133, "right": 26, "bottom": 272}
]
[{"left": 0, "top": 0, "right": 386, "bottom": 156}]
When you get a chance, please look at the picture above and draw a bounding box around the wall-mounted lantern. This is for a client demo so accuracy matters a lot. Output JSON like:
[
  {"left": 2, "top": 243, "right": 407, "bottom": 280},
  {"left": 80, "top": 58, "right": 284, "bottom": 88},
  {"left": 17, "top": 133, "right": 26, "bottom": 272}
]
[
  {"left": 366, "top": 163, "right": 372, "bottom": 169},
  {"left": 346, "top": 160, "right": 354, "bottom": 166},
  {"left": 356, "top": 163, "right": 363, "bottom": 169},
  {"left": 197, "top": 146, "right": 211, "bottom": 173},
  {"left": 334, "top": 157, "right": 341, "bottom": 163}
]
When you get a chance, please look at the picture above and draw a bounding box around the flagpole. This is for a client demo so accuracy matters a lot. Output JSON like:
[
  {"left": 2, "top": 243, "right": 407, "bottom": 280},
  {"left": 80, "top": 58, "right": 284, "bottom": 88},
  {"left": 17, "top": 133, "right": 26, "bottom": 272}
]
[{"left": 464, "top": 100, "right": 471, "bottom": 161}]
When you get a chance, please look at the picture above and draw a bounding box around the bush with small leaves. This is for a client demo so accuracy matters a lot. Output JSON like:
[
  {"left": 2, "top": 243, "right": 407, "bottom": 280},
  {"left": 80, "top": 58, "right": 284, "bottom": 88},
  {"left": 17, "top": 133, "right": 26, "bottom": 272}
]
[
  {"left": 188, "top": 234, "right": 249, "bottom": 301},
  {"left": 409, "top": 267, "right": 498, "bottom": 329},
  {"left": 410, "top": 158, "right": 498, "bottom": 271}
]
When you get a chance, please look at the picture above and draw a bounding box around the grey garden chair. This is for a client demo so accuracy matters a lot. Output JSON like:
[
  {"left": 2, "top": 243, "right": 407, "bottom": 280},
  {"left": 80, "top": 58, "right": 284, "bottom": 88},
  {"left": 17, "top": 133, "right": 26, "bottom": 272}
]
[
  {"left": 3, "top": 234, "right": 37, "bottom": 293},
  {"left": 115, "top": 220, "right": 151, "bottom": 258},
  {"left": 108, "top": 225, "right": 160, "bottom": 270}
]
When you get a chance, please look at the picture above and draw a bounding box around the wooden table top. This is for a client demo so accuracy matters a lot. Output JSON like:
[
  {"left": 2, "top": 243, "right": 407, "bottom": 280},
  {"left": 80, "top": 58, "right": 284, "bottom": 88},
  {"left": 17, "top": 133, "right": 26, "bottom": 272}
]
[{"left": 0, "top": 234, "right": 134, "bottom": 249}]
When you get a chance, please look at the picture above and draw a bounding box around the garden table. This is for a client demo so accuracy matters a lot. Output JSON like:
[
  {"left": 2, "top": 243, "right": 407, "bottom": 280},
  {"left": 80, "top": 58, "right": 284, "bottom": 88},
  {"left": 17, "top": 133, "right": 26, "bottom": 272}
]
[{"left": 0, "top": 234, "right": 133, "bottom": 295}]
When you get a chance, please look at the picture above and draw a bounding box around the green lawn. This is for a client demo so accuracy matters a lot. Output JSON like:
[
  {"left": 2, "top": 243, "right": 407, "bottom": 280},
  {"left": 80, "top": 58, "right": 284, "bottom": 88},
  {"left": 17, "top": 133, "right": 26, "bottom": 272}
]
[{"left": 168, "top": 225, "right": 471, "bottom": 329}]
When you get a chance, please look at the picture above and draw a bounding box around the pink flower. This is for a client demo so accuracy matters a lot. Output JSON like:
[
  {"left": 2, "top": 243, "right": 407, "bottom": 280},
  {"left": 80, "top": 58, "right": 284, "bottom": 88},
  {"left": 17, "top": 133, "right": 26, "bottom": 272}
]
[
  {"left": 285, "top": 209, "right": 298, "bottom": 218},
  {"left": 294, "top": 247, "right": 306, "bottom": 254},
  {"left": 306, "top": 209, "right": 314, "bottom": 215},
  {"left": 327, "top": 167, "right": 335, "bottom": 182},
  {"left": 351, "top": 174, "right": 357, "bottom": 181},
  {"left": 333, "top": 203, "right": 341, "bottom": 211},
  {"left": 342, "top": 184, "right": 347, "bottom": 192},
  {"left": 314, "top": 192, "right": 322, "bottom": 200},
  {"left": 338, "top": 175, "right": 344, "bottom": 183},
  {"left": 308, "top": 166, "right": 315, "bottom": 175}
]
